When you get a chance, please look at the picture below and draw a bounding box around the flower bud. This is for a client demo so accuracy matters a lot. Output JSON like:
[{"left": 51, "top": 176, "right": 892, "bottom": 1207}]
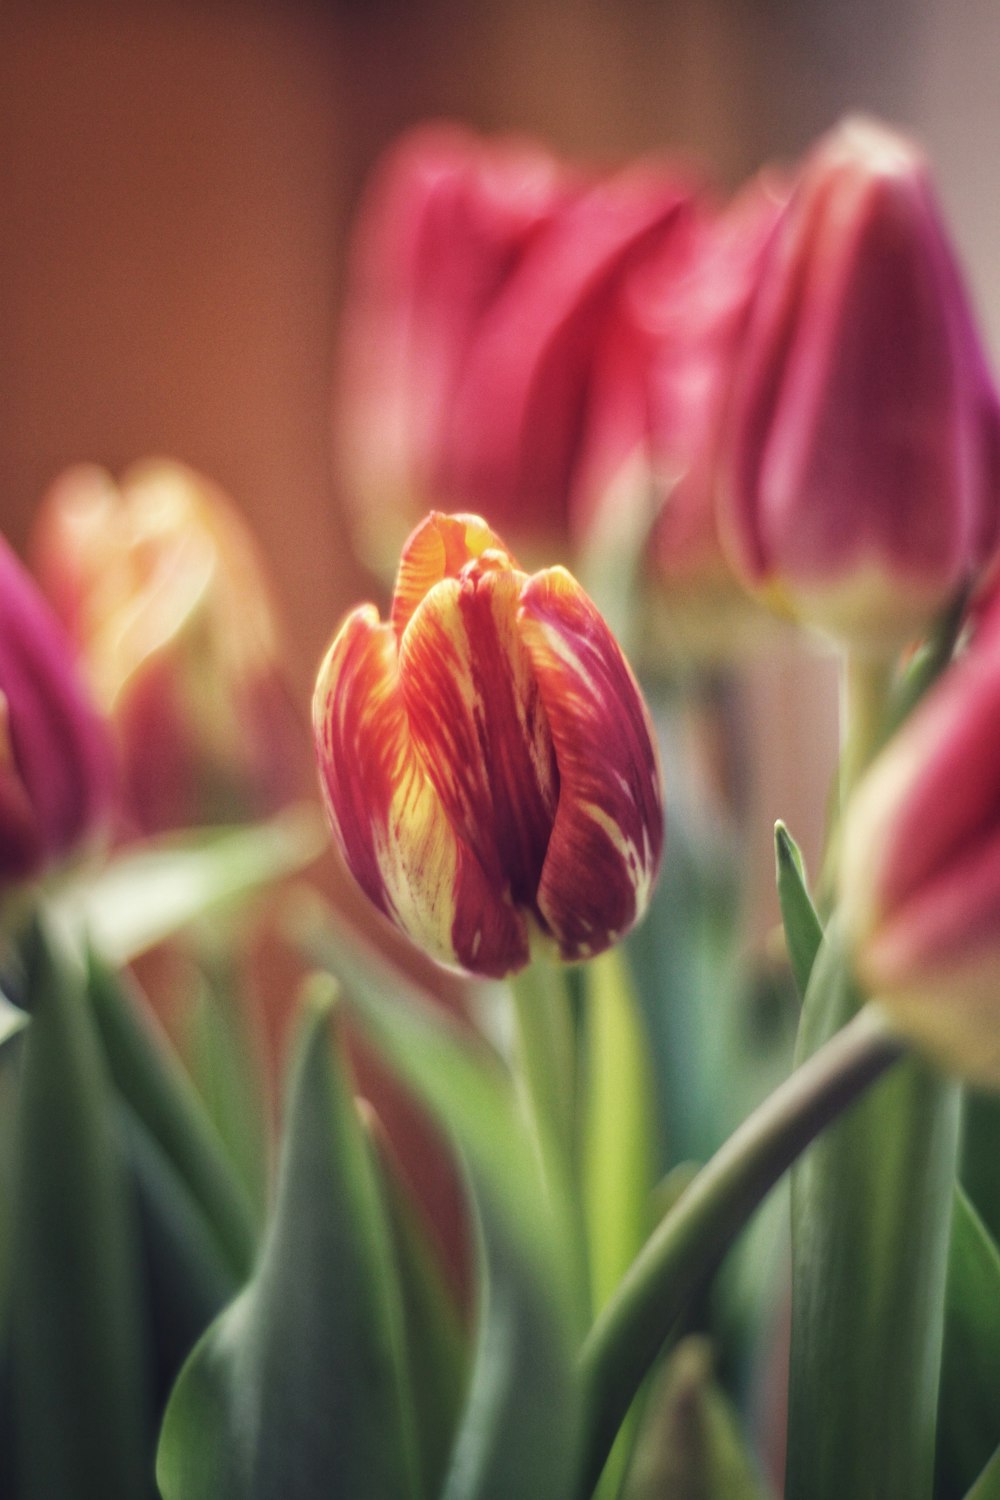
[
  {"left": 0, "top": 533, "right": 115, "bottom": 886},
  {"left": 336, "top": 124, "right": 694, "bottom": 565},
  {"left": 574, "top": 175, "right": 787, "bottom": 659},
  {"left": 313, "top": 512, "right": 663, "bottom": 977},
  {"left": 720, "top": 117, "right": 1000, "bottom": 653},
  {"left": 33, "top": 461, "right": 301, "bottom": 833},
  {"left": 838, "top": 608, "right": 1000, "bottom": 1083}
]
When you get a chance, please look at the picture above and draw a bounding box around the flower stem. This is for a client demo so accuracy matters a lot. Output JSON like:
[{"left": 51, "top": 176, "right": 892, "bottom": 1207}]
[
  {"left": 576, "top": 1002, "right": 902, "bottom": 1495},
  {"left": 509, "top": 960, "right": 577, "bottom": 1187},
  {"left": 839, "top": 650, "right": 895, "bottom": 802}
]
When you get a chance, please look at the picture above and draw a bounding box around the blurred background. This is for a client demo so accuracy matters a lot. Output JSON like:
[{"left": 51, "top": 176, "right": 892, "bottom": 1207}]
[{"left": 2, "top": 0, "right": 998, "bottom": 930}]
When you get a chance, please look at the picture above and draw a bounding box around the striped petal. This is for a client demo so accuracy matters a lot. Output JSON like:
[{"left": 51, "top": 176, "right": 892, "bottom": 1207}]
[
  {"left": 398, "top": 563, "right": 558, "bottom": 917},
  {"left": 390, "top": 511, "right": 516, "bottom": 639},
  {"left": 312, "top": 604, "right": 529, "bottom": 975},
  {"left": 518, "top": 567, "right": 663, "bottom": 959}
]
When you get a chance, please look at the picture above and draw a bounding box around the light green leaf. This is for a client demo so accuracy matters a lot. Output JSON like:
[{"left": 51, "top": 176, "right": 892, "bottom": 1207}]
[
  {"left": 937, "top": 1187, "right": 1000, "bottom": 1499},
  {"left": 774, "top": 822, "right": 823, "bottom": 1001},
  {"left": 0, "top": 987, "right": 28, "bottom": 1049},
  {"left": 7, "top": 914, "right": 152, "bottom": 1499},
  {"left": 87, "top": 951, "right": 257, "bottom": 1280},
  {"left": 55, "top": 803, "right": 324, "bottom": 965},
  {"left": 157, "top": 992, "right": 420, "bottom": 1500}
]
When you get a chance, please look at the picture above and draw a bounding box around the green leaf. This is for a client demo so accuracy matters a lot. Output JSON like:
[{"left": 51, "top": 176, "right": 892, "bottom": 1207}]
[
  {"left": 966, "top": 1444, "right": 1000, "bottom": 1500},
  {"left": 55, "top": 804, "right": 324, "bottom": 965},
  {"left": 373, "top": 1127, "right": 470, "bottom": 1500},
  {"left": 185, "top": 966, "right": 269, "bottom": 1221},
  {"left": 0, "top": 986, "right": 28, "bottom": 1049},
  {"left": 120, "top": 1101, "right": 240, "bottom": 1413},
  {"left": 623, "top": 1336, "right": 772, "bottom": 1500},
  {"left": 157, "top": 991, "right": 420, "bottom": 1500},
  {"left": 7, "top": 913, "right": 152, "bottom": 1499},
  {"left": 304, "top": 912, "right": 585, "bottom": 1500},
  {"left": 936, "top": 1187, "right": 1000, "bottom": 1499},
  {"left": 441, "top": 1168, "right": 582, "bottom": 1500},
  {"left": 86, "top": 951, "right": 257, "bottom": 1280},
  {"left": 774, "top": 821, "right": 824, "bottom": 1001},
  {"left": 786, "top": 925, "right": 960, "bottom": 1500}
]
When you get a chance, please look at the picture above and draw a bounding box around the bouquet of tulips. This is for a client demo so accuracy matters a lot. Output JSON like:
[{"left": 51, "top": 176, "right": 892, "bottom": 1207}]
[{"left": 3, "top": 114, "right": 1000, "bottom": 1500}]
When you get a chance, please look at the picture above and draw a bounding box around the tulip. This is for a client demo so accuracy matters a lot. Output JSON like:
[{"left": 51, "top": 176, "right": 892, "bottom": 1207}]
[
  {"left": 720, "top": 116, "right": 1000, "bottom": 653},
  {"left": 312, "top": 512, "right": 663, "bottom": 977},
  {"left": 0, "top": 533, "right": 115, "bottom": 886},
  {"left": 33, "top": 460, "right": 301, "bottom": 833},
  {"left": 838, "top": 606, "right": 1000, "bottom": 1083},
  {"left": 573, "top": 175, "right": 788, "bottom": 657},
  {"left": 336, "top": 124, "right": 695, "bottom": 565}
]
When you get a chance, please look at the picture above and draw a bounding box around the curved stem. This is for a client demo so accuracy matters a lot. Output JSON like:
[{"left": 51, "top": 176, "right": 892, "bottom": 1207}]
[
  {"left": 839, "top": 651, "right": 895, "bottom": 803},
  {"left": 576, "top": 1003, "right": 903, "bottom": 1495}
]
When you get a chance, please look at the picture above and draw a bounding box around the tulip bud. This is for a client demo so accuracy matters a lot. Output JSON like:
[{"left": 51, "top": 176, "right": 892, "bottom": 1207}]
[
  {"left": 0, "top": 533, "right": 115, "bottom": 887},
  {"left": 336, "top": 124, "right": 694, "bottom": 565},
  {"left": 574, "top": 175, "right": 787, "bottom": 658},
  {"left": 33, "top": 461, "right": 302, "bottom": 833},
  {"left": 838, "top": 608, "right": 1000, "bottom": 1083},
  {"left": 720, "top": 116, "right": 1000, "bottom": 653},
  {"left": 312, "top": 512, "right": 663, "bottom": 977}
]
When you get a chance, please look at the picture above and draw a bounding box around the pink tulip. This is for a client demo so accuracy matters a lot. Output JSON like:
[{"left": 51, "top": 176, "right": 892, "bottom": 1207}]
[
  {"left": 336, "top": 124, "right": 696, "bottom": 564},
  {"left": 33, "top": 461, "right": 302, "bottom": 833},
  {"left": 574, "top": 173, "right": 788, "bottom": 655},
  {"left": 720, "top": 117, "right": 1000, "bottom": 652},
  {"left": 0, "top": 532, "right": 115, "bottom": 886},
  {"left": 839, "top": 606, "right": 1000, "bottom": 1082}
]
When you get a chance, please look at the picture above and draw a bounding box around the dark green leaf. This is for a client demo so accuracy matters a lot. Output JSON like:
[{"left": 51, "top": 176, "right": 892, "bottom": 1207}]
[
  {"left": 774, "top": 822, "right": 823, "bottom": 1001},
  {"left": 965, "top": 1444, "right": 1000, "bottom": 1500},
  {"left": 623, "top": 1336, "right": 772, "bottom": 1499},
  {"left": 87, "top": 950, "right": 257, "bottom": 1279},
  {"left": 8, "top": 914, "right": 152, "bottom": 1499},
  {"left": 786, "top": 926, "right": 959, "bottom": 1500},
  {"left": 304, "top": 913, "right": 586, "bottom": 1500},
  {"left": 937, "top": 1187, "right": 1000, "bottom": 1499},
  {"left": 157, "top": 991, "right": 420, "bottom": 1500}
]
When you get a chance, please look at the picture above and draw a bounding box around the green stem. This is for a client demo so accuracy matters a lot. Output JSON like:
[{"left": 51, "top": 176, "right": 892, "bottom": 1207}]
[
  {"left": 839, "top": 650, "right": 895, "bottom": 803},
  {"left": 577, "top": 1003, "right": 902, "bottom": 1495},
  {"left": 509, "top": 960, "right": 577, "bottom": 1180}
]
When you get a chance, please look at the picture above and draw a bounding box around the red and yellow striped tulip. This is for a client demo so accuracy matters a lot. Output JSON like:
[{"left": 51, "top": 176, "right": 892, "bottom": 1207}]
[{"left": 313, "top": 512, "right": 664, "bottom": 977}]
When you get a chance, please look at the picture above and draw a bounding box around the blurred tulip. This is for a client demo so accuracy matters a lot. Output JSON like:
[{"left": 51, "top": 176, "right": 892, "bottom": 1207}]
[
  {"left": 336, "top": 123, "right": 696, "bottom": 567},
  {"left": 313, "top": 511, "right": 663, "bottom": 977},
  {"left": 0, "top": 532, "right": 115, "bottom": 886},
  {"left": 839, "top": 607, "right": 1000, "bottom": 1083},
  {"left": 574, "top": 174, "right": 788, "bottom": 658},
  {"left": 720, "top": 116, "right": 1000, "bottom": 653},
  {"left": 33, "top": 461, "right": 302, "bottom": 833}
]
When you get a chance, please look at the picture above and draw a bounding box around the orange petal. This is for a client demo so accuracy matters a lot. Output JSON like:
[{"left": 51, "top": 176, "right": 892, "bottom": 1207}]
[
  {"left": 518, "top": 567, "right": 663, "bottom": 958},
  {"left": 313, "top": 604, "right": 529, "bottom": 975},
  {"left": 390, "top": 511, "right": 517, "bottom": 638}
]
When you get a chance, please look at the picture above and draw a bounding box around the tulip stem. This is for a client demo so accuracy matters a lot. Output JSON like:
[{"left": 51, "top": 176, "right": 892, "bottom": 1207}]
[
  {"left": 576, "top": 1001, "right": 903, "bottom": 1496},
  {"left": 509, "top": 960, "right": 578, "bottom": 1191},
  {"left": 839, "top": 651, "right": 895, "bottom": 801}
]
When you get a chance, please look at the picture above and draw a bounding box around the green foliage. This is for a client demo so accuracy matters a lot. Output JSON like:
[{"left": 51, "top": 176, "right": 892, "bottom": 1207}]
[{"left": 157, "top": 992, "right": 421, "bottom": 1500}]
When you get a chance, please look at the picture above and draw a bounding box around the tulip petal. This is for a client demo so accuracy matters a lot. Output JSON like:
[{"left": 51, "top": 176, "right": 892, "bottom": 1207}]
[
  {"left": 390, "top": 511, "right": 515, "bottom": 639},
  {"left": 313, "top": 605, "right": 529, "bottom": 976},
  {"left": 518, "top": 567, "right": 663, "bottom": 959},
  {"left": 399, "top": 566, "right": 558, "bottom": 917}
]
